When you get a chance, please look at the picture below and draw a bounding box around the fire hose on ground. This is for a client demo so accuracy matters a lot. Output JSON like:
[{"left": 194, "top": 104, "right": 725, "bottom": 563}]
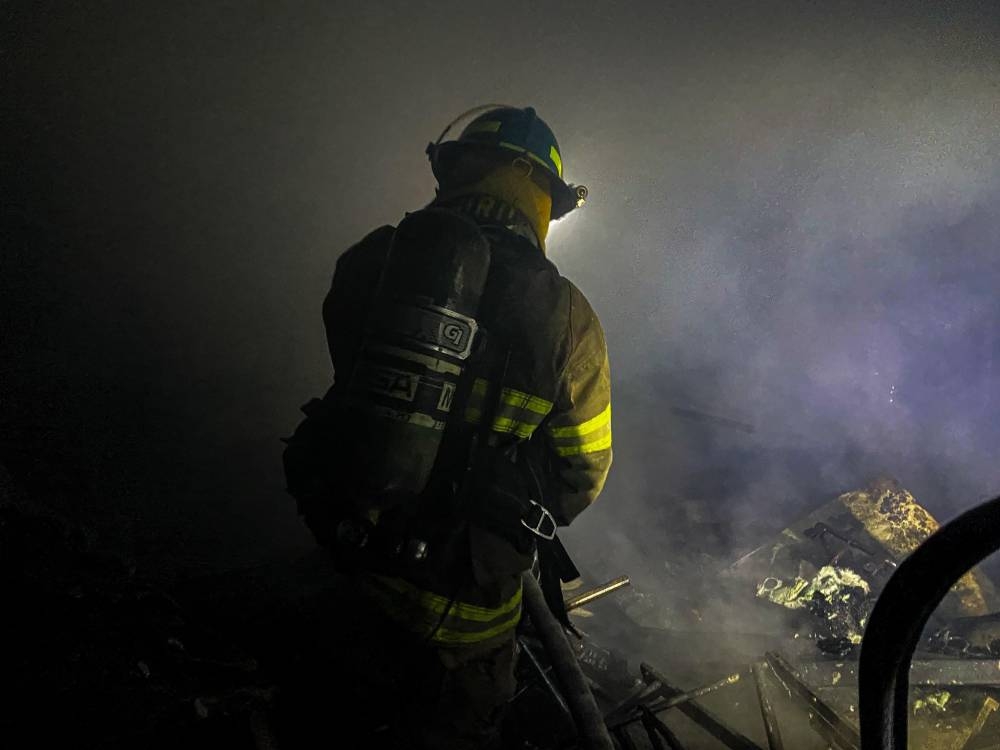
[{"left": 521, "top": 571, "right": 615, "bottom": 750}]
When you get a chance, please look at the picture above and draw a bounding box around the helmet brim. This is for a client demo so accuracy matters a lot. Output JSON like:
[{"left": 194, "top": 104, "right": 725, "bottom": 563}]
[{"left": 430, "top": 141, "right": 583, "bottom": 221}]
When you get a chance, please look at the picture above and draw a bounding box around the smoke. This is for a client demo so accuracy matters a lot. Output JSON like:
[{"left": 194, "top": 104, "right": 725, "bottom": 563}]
[
  {"left": 4, "top": 0, "right": 1000, "bottom": 607},
  {"left": 557, "top": 12, "right": 1000, "bottom": 604}
]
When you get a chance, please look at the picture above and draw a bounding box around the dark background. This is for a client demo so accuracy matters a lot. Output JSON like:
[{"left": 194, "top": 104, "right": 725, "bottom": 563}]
[{"left": 4, "top": 1, "right": 1000, "bottom": 605}]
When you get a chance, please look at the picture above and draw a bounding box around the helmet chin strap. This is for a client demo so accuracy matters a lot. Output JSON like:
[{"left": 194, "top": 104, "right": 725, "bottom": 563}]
[{"left": 511, "top": 156, "right": 533, "bottom": 179}]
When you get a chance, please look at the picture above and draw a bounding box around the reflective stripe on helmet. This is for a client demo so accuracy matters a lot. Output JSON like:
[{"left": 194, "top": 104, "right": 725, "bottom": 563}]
[
  {"left": 499, "top": 140, "right": 559, "bottom": 179},
  {"left": 548, "top": 145, "right": 563, "bottom": 178},
  {"left": 463, "top": 119, "right": 502, "bottom": 135}
]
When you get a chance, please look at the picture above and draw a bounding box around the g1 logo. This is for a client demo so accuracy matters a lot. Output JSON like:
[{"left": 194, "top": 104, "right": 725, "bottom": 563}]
[{"left": 442, "top": 323, "right": 465, "bottom": 348}]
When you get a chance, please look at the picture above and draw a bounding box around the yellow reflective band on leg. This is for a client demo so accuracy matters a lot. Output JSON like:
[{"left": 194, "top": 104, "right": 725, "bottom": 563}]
[
  {"left": 362, "top": 575, "right": 523, "bottom": 644},
  {"left": 430, "top": 610, "right": 522, "bottom": 644},
  {"left": 368, "top": 574, "right": 522, "bottom": 622}
]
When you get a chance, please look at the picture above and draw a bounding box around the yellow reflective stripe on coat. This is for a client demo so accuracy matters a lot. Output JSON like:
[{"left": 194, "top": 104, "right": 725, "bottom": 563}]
[
  {"left": 464, "top": 379, "right": 553, "bottom": 439},
  {"left": 547, "top": 403, "right": 612, "bottom": 456},
  {"left": 362, "top": 574, "right": 523, "bottom": 645}
]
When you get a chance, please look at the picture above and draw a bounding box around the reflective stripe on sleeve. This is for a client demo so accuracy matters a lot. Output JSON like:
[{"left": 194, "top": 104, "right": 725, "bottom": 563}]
[
  {"left": 546, "top": 403, "right": 612, "bottom": 456},
  {"left": 464, "top": 379, "right": 553, "bottom": 439}
]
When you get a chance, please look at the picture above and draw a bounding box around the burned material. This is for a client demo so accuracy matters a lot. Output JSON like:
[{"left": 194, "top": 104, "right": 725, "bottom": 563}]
[
  {"left": 1, "top": 475, "right": 278, "bottom": 749},
  {"left": 727, "top": 478, "right": 997, "bottom": 657},
  {"left": 574, "top": 480, "right": 1000, "bottom": 749},
  {"left": 756, "top": 565, "right": 871, "bottom": 655},
  {"left": 10, "top": 458, "right": 1000, "bottom": 749}
]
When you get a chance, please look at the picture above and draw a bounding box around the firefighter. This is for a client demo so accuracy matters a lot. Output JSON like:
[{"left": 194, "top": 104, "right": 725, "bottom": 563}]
[{"left": 284, "top": 106, "right": 612, "bottom": 749}]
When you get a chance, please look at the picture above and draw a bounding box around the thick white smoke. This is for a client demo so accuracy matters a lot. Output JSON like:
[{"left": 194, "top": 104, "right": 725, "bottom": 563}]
[{"left": 546, "top": 11, "right": 1000, "bottom": 625}]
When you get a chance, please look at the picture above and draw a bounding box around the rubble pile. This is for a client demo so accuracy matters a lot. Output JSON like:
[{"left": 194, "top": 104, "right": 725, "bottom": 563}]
[
  {"left": 6, "top": 461, "right": 1000, "bottom": 749},
  {"left": 1, "top": 471, "right": 275, "bottom": 748},
  {"left": 559, "top": 478, "right": 1000, "bottom": 749},
  {"left": 755, "top": 564, "right": 871, "bottom": 655}
]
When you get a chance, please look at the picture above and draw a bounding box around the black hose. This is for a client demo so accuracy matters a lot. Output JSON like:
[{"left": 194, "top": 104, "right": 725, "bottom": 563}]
[
  {"left": 858, "top": 494, "right": 1000, "bottom": 750},
  {"left": 521, "top": 571, "right": 614, "bottom": 750}
]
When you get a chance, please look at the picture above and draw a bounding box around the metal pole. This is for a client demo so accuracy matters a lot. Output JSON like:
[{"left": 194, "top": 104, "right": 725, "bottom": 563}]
[
  {"left": 518, "top": 637, "right": 572, "bottom": 718},
  {"left": 646, "top": 672, "right": 742, "bottom": 712},
  {"left": 564, "top": 575, "right": 631, "bottom": 612},
  {"left": 640, "top": 705, "right": 687, "bottom": 750},
  {"left": 639, "top": 663, "right": 763, "bottom": 750},
  {"left": 751, "top": 662, "right": 784, "bottom": 750},
  {"left": 765, "top": 652, "right": 858, "bottom": 750}
]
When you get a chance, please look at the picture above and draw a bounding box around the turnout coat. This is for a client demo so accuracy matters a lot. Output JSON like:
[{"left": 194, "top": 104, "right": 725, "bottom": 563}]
[{"left": 319, "top": 196, "right": 612, "bottom": 648}]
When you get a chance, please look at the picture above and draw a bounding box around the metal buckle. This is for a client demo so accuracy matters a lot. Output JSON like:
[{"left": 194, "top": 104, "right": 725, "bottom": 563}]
[{"left": 521, "top": 499, "right": 557, "bottom": 541}]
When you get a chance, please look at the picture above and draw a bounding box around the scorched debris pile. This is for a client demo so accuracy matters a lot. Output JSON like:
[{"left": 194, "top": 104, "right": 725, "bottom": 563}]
[{"left": 7, "top": 468, "right": 1000, "bottom": 749}]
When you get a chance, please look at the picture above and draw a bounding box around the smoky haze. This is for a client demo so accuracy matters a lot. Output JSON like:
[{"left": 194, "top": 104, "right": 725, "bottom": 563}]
[{"left": 4, "top": 0, "right": 1000, "bottom": 607}]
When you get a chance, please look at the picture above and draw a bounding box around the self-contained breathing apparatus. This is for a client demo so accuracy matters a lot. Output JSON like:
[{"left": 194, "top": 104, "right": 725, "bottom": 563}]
[
  {"left": 284, "top": 207, "right": 554, "bottom": 574},
  {"left": 344, "top": 208, "right": 490, "bottom": 499}
]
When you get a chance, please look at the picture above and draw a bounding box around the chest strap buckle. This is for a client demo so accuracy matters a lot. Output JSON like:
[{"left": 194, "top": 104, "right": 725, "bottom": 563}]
[{"left": 521, "top": 499, "right": 557, "bottom": 540}]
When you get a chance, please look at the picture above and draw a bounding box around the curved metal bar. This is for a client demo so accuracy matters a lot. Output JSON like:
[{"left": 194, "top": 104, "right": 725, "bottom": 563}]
[{"left": 858, "top": 494, "right": 1000, "bottom": 750}]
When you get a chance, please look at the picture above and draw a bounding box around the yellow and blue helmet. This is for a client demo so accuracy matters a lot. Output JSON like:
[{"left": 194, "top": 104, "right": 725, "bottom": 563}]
[{"left": 427, "top": 105, "right": 588, "bottom": 220}]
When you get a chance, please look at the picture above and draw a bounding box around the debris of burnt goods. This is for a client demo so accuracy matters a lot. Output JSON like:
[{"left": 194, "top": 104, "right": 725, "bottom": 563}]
[
  {"left": 554, "top": 478, "right": 1000, "bottom": 750},
  {"left": 8, "top": 459, "right": 1000, "bottom": 749},
  {"left": 1, "top": 464, "right": 277, "bottom": 749}
]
